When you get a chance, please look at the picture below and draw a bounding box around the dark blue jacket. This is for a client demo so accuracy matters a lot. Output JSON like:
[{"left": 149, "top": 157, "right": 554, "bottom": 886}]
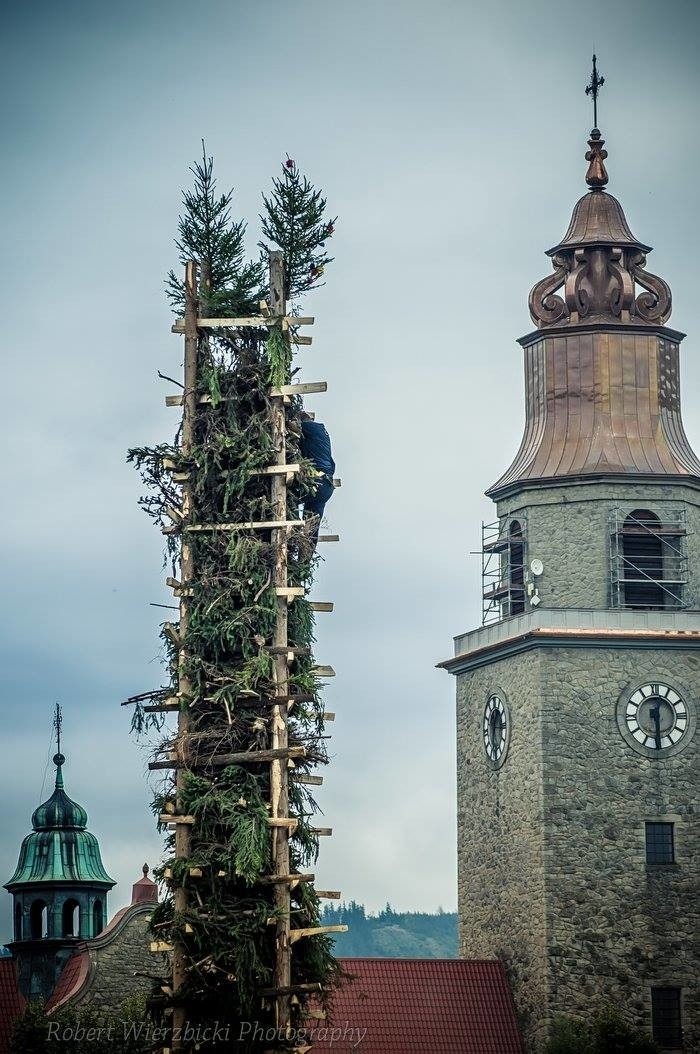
[{"left": 300, "top": 420, "right": 335, "bottom": 476}]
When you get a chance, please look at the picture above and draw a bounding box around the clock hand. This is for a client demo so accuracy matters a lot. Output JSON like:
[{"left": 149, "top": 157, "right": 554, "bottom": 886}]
[{"left": 651, "top": 702, "right": 662, "bottom": 750}]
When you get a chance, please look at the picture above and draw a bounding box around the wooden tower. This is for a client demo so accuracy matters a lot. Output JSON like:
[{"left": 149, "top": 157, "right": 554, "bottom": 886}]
[{"left": 130, "top": 253, "right": 345, "bottom": 1050}]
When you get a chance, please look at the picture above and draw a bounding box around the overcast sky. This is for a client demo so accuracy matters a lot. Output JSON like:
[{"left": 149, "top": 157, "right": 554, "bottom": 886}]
[{"left": 1, "top": 0, "right": 699, "bottom": 941}]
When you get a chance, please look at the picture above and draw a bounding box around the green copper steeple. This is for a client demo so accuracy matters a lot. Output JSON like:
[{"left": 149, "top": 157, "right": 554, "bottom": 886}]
[
  {"left": 5, "top": 752, "right": 114, "bottom": 887},
  {"left": 4, "top": 710, "right": 116, "bottom": 1001}
]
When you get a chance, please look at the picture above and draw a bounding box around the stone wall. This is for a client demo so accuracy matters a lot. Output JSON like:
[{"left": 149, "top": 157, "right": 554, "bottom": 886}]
[
  {"left": 70, "top": 904, "right": 167, "bottom": 1013},
  {"left": 456, "top": 640, "right": 699, "bottom": 1051},
  {"left": 540, "top": 645, "right": 698, "bottom": 1051},
  {"left": 495, "top": 480, "right": 700, "bottom": 611},
  {"left": 456, "top": 649, "right": 549, "bottom": 1048}
]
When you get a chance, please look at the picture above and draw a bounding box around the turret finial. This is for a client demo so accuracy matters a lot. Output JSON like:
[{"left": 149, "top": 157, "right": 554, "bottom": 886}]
[
  {"left": 585, "top": 128, "right": 609, "bottom": 189},
  {"left": 52, "top": 704, "right": 65, "bottom": 788},
  {"left": 585, "top": 53, "right": 605, "bottom": 132},
  {"left": 584, "top": 56, "right": 608, "bottom": 188},
  {"left": 53, "top": 703, "right": 63, "bottom": 758}
]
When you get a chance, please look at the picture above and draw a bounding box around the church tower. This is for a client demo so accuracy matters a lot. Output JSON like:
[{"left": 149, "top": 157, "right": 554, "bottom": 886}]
[
  {"left": 4, "top": 730, "right": 115, "bottom": 1001},
  {"left": 441, "top": 90, "right": 699, "bottom": 1051}
]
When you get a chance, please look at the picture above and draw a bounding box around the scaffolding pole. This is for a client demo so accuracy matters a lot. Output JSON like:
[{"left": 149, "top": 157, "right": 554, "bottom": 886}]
[
  {"left": 268, "top": 251, "right": 293, "bottom": 1036},
  {"left": 171, "top": 260, "right": 198, "bottom": 1047}
]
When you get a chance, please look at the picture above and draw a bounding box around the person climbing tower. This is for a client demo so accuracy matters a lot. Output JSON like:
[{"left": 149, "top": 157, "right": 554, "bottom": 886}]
[{"left": 299, "top": 410, "right": 335, "bottom": 544}]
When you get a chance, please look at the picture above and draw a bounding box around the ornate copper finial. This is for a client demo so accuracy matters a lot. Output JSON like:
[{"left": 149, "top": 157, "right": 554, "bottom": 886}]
[
  {"left": 53, "top": 703, "right": 63, "bottom": 757},
  {"left": 584, "top": 56, "right": 608, "bottom": 188},
  {"left": 585, "top": 53, "right": 605, "bottom": 131},
  {"left": 585, "top": 128, "right": 609, "bottom": 189}
]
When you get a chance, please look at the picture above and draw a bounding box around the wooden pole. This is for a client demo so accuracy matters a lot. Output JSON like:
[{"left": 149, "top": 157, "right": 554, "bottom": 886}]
[
  {"left": 268, "top": 250, "right": 292, "bottom": 1037},
  {"left": 171, "top": 259, "right": 198, "bottom": 1048}
]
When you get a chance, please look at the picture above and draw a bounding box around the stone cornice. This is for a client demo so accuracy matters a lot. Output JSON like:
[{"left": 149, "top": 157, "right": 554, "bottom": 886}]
[
  {"left": 439, "top": 609, "right": 700, "bottom": 675},
  {"left": 517, "top": 321, "right": 686, "bottom": 347},
  {"left": 488, "top": 471, "right": 700, "bottom": 503}
]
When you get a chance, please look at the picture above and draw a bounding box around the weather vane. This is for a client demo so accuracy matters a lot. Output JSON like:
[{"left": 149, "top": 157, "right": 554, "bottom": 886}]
[
  {"left": 53, "top": 702, "right": 63, "bottom": 757},
  {"left": 585, "top": 53, "right": 605, "bottom": 130}
]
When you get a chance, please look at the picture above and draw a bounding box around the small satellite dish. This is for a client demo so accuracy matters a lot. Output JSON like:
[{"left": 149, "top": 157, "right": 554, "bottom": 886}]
[{"left": 530, "top": 558, "right": 544, "bottom": 577}]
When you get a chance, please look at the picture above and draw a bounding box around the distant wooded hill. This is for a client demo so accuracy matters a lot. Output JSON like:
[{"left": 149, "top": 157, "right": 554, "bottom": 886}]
[{"left": 320, "top": 901, "right": 458, "bottom": 958}]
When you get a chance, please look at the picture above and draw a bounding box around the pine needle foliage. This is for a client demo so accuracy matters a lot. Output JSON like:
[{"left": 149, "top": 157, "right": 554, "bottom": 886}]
[
  {"left": 127, "top": 149, "right": 341, "bottom": 1051},
  {"left": 260, "top": 158, "right": 336, "bottom": 300},
  {"left": 166, "top": 142, "right": 264, "bottom": 317}
]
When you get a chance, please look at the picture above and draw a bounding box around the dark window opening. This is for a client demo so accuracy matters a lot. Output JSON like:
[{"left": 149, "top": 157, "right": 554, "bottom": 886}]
[
  {"left": 645, "top": 822, "right": 675, "bottom": 865},
  {"left": 616, "top": 509, "right": 684, "bottom": 610},
  {"left": 651, "top": 987, "right": 682, "bottom": 1048},
  {"left": 14, "top": 903, "right": 22, "bottom": 941},
  {"left": 62, "top": 899, "right": 80, "bottom": 937},
  {"left": 623, "top": 510, "right": 664, "bottom": 607},
  {"left": 29, "top": 900, "right": 48, "bottom": 939},
  {"left": 507, "top": 520, "right": 525, "bottom": 616},
  {"left": 93, "top": 900, "right": 103, "bottom": 936}
]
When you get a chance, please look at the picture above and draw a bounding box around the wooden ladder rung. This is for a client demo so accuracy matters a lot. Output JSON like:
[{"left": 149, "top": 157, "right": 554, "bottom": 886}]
[
  {"left": 171, "top": 315, "right": 314, "bottom": 333},
  {"left": 269, "top": 382, "right": 327, "bottom": 397},
  {"left": 312, "top": 665, "right": 335, "bottom": 678},
  {"left": 186, "top": 520, "right": 304, "bottom": 533},
  {"left": 276, "top": 586, "right": 305, "bottom": 600},
  {"left": 259, "top": 982, "right": 323, "bottom": 997},
  {"left": 267, "top": 817, "right": 299, "bottom": 830},
  {"left": 289, "top": 924, "right": 348, "bottom": 944},
  {"left": 259, "top": 873, "right": 314, "bottom": 886},
  {"left": 251, "top": 463, "right": 301, "bottom": 476},
  {"left": 207, "top": 745, "right": 306, "bottom": 767}
]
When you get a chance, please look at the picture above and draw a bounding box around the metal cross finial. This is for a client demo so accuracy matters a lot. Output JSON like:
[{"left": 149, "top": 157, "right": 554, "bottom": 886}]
[
  {"left": 53, "top": 703, "right": 63, "bottom": 756},
  {"left": 585, "top": 53, "right": 605, "bottom": 130}
]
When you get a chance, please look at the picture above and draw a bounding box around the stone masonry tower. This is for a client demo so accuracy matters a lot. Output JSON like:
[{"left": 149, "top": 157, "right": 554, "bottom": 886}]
[{"left": 440, "top": 120, "right": 699, "bottom": 1051}]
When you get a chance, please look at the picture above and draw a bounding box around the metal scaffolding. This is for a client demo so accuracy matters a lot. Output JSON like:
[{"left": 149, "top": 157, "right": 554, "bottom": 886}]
[
  {"left": 481, "top": 517, "right": 527, "bottom": 624},
  {"left": 609, "top": 506, "right": 688, "bottom": 610}
]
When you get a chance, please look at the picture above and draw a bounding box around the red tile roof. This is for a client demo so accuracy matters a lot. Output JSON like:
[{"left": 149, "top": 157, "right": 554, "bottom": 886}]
[
  {"left": 44, "top": 902, "right": 140, "bottom": 1013},
  {"left": 44, "top": 948, "right": 91, "bottom": 1014},
  {"left": 0, "top": 958, "right": 26, "bottom": 1054},
  {"left": 308, "top": 958, "right": 522, "bottom": 1053}
]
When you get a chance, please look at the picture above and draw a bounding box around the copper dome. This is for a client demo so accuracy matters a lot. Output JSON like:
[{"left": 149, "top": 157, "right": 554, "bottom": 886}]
[{"left": 547, "top": 188, "right": 651, "bottom": 256}]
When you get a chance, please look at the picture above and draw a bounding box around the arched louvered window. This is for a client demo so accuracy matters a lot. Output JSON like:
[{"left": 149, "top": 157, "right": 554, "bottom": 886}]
[
  {"left": 622, "top": 510, "right": 666, "bottom": 609},
  {"left": 30, "top": 900, "right": 48, "bottom": 939},
  {"left": 93, "top": 899, "right": 104, "bottom": 936},
  {"left": 611, "top": 506, "right": 686, "bottom": 609},
  {"left": 62, "top": 899, "right": 80, "bottom": 937},
  {"left": 507, "top": 520, "right": 525, "bottom": 616}
]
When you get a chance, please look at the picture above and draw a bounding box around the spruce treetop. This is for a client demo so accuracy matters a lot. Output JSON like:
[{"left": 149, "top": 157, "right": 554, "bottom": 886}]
[
  {"left": 259, "top": 156, "right": 336, "bottom": 301},
  {"left": 166, "top": 142, "right": 263, "bottom": 317}
]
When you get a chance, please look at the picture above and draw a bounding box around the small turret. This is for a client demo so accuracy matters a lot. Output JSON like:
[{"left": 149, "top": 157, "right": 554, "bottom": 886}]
[{"left": 4, "top": 722, "right": 115, "bottom": 1001}]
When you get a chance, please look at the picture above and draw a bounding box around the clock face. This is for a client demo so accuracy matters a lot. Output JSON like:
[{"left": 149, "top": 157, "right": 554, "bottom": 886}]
[
  {"left": 483, "top": 694, "right": 509, "bottom": 764},
  {"left": 625, "top": 683, "right": 688, "bottom": 751}
]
